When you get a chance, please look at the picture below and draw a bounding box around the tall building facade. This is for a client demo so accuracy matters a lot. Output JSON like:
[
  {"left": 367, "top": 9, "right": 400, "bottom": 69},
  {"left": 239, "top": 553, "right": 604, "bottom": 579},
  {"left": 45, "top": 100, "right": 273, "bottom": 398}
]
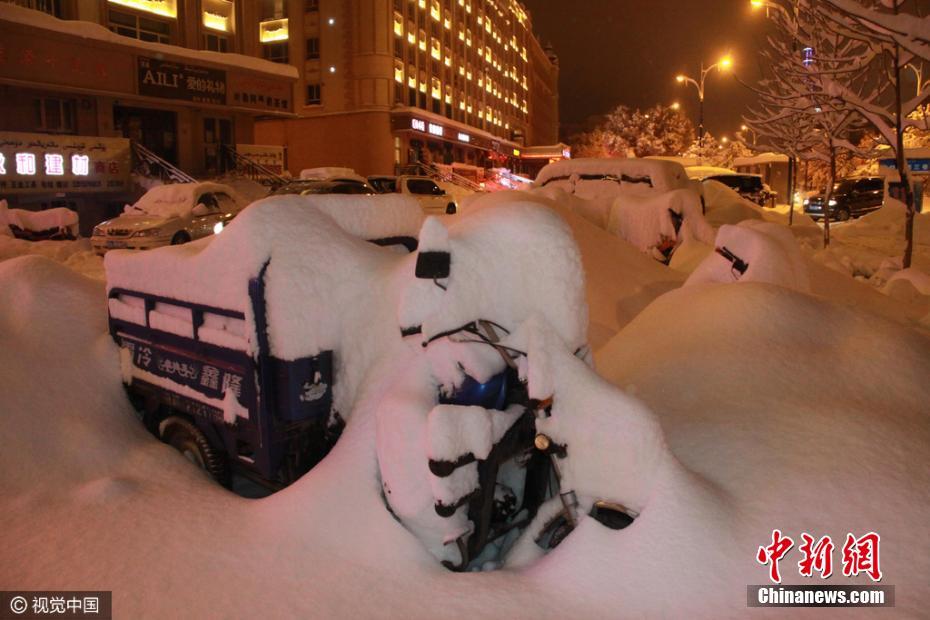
[
  {"left": 252, "top": 0, "right": 562, "bottom": 179},
  {"left": 0, "top": 0, "right": 296, "bottom": 230}
]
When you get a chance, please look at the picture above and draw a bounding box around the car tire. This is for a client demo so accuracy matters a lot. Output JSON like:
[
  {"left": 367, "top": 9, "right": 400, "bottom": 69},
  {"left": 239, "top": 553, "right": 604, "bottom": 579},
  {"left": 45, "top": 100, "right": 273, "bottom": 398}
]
[
  {"left": 160, "top": 416, "right": 230, "bottom": 486},
  {"left": 171, "top": 231, "right": 191, "bottom": 245},
  {"left": 836, "top": 208, "right": 851, "bottom": 222}
]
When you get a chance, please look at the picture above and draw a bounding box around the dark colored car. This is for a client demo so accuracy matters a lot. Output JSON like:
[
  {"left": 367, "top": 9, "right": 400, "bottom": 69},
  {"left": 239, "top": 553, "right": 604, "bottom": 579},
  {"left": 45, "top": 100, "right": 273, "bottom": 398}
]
[
  {"left": 703, "top": 174, "right": 776, "bottom": 207},
  {"left": 271, "top": 179, "right": 376, "bottom": 196},
  {"left": 804, "top": 177, "right": 884, "bottom": 221}
]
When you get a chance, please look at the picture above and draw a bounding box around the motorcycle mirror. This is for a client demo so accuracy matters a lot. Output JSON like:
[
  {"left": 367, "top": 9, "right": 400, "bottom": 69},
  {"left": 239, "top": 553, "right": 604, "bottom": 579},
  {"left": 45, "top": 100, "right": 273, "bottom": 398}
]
[{"left": 415, "top": 250, "right": 450, "bottom": 279}]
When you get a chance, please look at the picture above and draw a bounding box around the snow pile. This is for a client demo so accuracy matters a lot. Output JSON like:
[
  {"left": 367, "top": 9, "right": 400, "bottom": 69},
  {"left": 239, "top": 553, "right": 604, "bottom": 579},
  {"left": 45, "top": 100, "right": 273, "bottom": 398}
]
[
  {"left": 535, "top": 158, "right": 691, "bottom": 195},
  {"left": 0, "top": 235, "right": 103, "bottom": 279},
  {"left": 0, "top": 200, "right": 79, "bottom": 238},
  {"left": 398, "top": 201, "right": 588, "bottom": 356},
  {"left": 685, "top": 165, "right": 736, "bottom": 179},
  {"left": 700, "top": 179, "right": 765, "bottom": 227},
  {"left": 4, "top": 256, "right": 930, "bottom": 616},
  {"left": 380, "top": 202, "right": 590, "bottom": 566},
  {"left": 262, "top": 194, "right": 424, "bottom": 242},
  {"left": 106, "top": 198, "right": 414, "bottom": 418},
  {"left": 124, "top": 182, "right": 242, "bottom": 218},
  {"left": 300, "top": 167, "right": 367, "bottom": 182},
  {"left": 686, "top": 220, "right": 810, "bottom": 292},
  {"left": 531, "top": 185, "right": 613, "bottom": 229},
  {"left": 607, "top": 188, "right": 714, "bottom": 256},
  {"left": 457, "top": 189, "right": 685, "bottom": 348},
  {"left": 882, "top": 268, "right": 930, "bottom": 307}
]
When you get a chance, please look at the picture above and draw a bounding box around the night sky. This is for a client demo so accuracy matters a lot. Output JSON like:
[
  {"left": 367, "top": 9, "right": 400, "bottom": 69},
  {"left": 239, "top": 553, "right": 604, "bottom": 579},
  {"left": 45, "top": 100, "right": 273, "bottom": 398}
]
[{"left": 522, "top": 0, "right": 774, "bottom": 141}]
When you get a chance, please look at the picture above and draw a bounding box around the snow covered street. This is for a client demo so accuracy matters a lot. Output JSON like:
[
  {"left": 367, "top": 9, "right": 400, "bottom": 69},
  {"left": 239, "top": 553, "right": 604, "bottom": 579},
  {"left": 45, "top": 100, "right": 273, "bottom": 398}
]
[{"left": 2, "top": 183, "right": 929, "bottom": 617}]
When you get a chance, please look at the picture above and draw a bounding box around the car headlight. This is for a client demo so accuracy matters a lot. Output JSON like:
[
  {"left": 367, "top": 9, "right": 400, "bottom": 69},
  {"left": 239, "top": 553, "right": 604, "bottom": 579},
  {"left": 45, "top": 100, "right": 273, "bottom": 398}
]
[
  {"left": 133, "top": 228, "right": 162, "bottom": 238},
  {"left": 213, "top": 222, "right": 224, "bottom": 235},
  {"left": 803, "top": 198, "right": 810, "bottom": 205},
  {"left": 828, "top": 199, "right": 837, "bottom": 206}
]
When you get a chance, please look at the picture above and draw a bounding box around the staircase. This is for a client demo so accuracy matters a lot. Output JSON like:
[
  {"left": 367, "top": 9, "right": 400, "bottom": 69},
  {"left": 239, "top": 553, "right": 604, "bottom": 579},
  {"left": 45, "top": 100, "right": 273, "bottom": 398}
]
[
  {"left": 406, "top": 162, "right": 485, "bottom": 193},
  {"left": 132, "top": 142, "right": 197, "bottom": 184},
  {"left": 221, "top": 146, "right": 289, "bottom": 188}
]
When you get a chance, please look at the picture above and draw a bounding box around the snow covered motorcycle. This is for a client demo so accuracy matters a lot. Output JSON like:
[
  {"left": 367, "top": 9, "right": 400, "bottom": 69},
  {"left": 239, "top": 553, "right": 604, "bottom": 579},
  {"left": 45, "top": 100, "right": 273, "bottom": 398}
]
[{"left": 376, "top": 204, "right": 639, "bottom": 570}]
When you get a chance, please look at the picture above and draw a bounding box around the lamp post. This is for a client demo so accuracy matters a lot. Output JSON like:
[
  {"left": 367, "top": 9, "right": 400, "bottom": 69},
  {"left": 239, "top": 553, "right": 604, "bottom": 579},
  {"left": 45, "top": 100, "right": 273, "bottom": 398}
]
[
  {"left": 740, "top": 124, "right": 757, "bottom": 144},
  {"left": 676, "top": 56, "right": 732, "bottom": 151}
]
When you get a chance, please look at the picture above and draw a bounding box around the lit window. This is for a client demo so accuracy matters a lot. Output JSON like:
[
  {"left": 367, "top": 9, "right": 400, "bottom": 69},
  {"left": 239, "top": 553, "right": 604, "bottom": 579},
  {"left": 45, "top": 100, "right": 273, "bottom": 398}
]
[
  {"left": 394, "top": 60, "right": 405, "bottom": 83},
  {"left": 394, "top": 12, "right": 404, "bottom": 36}
]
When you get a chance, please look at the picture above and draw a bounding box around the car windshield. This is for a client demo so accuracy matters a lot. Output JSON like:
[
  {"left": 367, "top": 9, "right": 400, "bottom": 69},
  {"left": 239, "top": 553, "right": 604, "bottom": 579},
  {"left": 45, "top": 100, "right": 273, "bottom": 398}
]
[
  {"left": 272, "top": 180, "right": 375, "bottom": 196},
  {"left": 834, "top": 180, "right": 858, "bottom": 193},
  {"left": 407, "top": 179, "right": 443, "bottom": 195}
]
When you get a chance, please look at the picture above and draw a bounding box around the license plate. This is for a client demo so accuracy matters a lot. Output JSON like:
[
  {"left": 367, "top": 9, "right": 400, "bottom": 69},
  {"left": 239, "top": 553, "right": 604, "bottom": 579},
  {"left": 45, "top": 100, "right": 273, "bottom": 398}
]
[{"left": 106, "top": 240, "right": 127, "bottom": 249}]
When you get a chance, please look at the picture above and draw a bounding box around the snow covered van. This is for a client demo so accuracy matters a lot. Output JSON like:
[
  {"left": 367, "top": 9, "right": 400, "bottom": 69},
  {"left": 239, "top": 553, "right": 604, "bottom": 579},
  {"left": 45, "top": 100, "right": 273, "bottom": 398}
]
[{"left": 105, "top": 194, "right": 423, "bottom": 489}]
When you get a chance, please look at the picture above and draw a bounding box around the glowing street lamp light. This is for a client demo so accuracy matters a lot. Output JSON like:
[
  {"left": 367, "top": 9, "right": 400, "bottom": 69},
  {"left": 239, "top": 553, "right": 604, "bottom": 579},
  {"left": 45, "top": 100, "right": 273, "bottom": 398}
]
[
  {"left": 671, "top": 101, "right": 681, "bottom": 110},
  {"left": 740, "top": 123, "right": 757, "bottom": 143},
  {"left": 674, "top": 55, "right": 733, "bottom": 150}
]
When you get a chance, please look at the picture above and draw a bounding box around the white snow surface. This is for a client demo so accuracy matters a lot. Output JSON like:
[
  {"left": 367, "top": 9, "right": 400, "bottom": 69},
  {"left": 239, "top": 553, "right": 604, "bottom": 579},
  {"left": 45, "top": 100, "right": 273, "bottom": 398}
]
[
  {"left": 700, "top": 180, "right": 766, "bottom": 227},
  {"left": 0, "top": 201, "right": 79, "bottom": 236},
  {"left": 2, "top": 251, "right": 929, "bottom": 617},
  {"left": 608, "top": 188, "right": 715, "bottom": 253},
  {"left": 686, "top": 220, "right": 811, "bottom": 292},
  {"left": 535, "top": 157, "right": 691, "bottom": 195},
  {"left": 300, "top": 167, "right": 367, "bottom": 182},
  {"left": 124, "top": 182, "right": 244, "bottom": 219},
  {"left": 105, "top": 197, "right": 416, "bottom": 419}
]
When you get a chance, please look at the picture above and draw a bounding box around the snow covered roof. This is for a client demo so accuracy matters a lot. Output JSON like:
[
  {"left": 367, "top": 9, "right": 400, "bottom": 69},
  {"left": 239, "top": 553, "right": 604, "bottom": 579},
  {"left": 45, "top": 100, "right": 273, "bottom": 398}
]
[
  {"left": 125, "top": 182, "right": 243, "bottom": 219},
  {"left": 733, "top": 153, "right": 789, "bottom": 167},
  {"left": 106, "top": 195, "right": 421, "bottom": 362},
  {"left": 535, "top": 158, "right": 690, "bottom": 193},
  {"left": 0, "top": 4, "right": 298, "bottom": 79},
  {"left": 300, "top": 167, "right": 368, "bottom": 183},
  {"left": 685, "top": 166, "right": 737, "bottom": 179}
]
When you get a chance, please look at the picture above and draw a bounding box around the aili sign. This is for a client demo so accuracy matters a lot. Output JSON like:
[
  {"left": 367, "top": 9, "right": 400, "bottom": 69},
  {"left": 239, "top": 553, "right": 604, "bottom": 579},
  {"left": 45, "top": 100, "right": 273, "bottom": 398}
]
[
  {"left": 0, "top": 132, "right": 131, "bottom": 195},
  {"left": 138, "top": 56, "right": 227, "bottom": 105}
]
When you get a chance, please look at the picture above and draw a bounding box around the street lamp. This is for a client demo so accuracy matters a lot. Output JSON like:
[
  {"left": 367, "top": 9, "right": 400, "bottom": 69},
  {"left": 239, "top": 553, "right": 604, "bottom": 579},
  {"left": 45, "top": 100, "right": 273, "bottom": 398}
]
[
  {"left": 740, "top": 123, "right": 757, "bottom": 143},
  {"left": 671, "top": 101, "right": 681, "bottom": 111},
  {"left": 675, "top": 55, "right": 733, "bottom": 150}
]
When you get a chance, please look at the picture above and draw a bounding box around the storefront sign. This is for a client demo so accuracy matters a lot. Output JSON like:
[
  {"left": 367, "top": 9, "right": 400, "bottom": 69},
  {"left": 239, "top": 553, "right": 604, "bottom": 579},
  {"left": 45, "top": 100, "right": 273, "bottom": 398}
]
[
  {"left": 411, "top": 118, "right": 426, "bottom": 131},
  {"left": 0, "top": 132, "right": 131, "bottom": 194},
  {"left": 879, "top": 157, "right": 930, "bottom": 173},
  {"left": 428, "top": 123, "right": 444, "bottom": 137},
  {"left": 236, "top": 144, "right": 285, "bottom": 174},
  {"left": 457, "top": 132, "right": 471, "bottom": 143},
  {"left": 138, "top": 56, "right": 227, "bottom": 105}
]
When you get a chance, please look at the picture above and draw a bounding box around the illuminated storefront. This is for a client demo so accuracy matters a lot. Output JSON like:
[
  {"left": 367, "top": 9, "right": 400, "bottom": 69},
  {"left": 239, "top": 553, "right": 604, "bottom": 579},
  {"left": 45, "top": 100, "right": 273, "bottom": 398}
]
[{"left": 0, "top": 3, "right": 296, "bottom": 232}]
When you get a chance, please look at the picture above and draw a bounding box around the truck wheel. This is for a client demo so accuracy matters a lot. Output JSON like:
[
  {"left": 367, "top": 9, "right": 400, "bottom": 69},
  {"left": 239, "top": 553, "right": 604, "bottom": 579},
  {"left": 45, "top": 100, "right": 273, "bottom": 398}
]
[
  {"left": 171, "top": 231, "right": 191, "bottom": 245},
  {"left": 160, "top": 416, "right": 229, "bottom": 486}
]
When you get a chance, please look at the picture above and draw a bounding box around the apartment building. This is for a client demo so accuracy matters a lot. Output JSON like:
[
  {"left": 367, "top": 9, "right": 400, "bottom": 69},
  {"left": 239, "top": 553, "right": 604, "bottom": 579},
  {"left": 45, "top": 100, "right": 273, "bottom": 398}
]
[{"left": 252, "top": 0, "right": 564, "bottom": 179}]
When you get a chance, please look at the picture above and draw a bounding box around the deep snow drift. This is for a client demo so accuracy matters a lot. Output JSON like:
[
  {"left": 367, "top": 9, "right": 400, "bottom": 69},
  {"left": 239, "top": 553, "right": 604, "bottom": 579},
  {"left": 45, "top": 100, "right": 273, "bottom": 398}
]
[{"left": 2, "top": 187, "right": 930, "bottom": 618}]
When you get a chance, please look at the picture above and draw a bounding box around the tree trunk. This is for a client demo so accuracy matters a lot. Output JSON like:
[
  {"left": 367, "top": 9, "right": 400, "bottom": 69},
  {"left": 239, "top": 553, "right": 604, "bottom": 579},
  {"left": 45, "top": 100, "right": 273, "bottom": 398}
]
[
  {"left": 788, "top": 156, "right": 796, "bottom": 227},
  {"left": 893, "top": 0, "right": 915, "bottom": 268},
  {"left": 824, "top": 146, "right": 836, "bottom": 248}
]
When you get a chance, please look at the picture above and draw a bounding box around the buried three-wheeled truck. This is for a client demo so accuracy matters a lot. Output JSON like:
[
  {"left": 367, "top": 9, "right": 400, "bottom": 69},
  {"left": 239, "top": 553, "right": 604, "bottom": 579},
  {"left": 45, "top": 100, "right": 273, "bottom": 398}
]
[{"left": 104, "top": 195, "right": 423, "bottom": 490}]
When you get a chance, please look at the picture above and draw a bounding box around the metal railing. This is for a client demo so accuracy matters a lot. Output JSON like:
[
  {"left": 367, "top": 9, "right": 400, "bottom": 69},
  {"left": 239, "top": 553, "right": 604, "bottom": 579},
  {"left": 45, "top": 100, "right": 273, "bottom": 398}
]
[
  {"left": 131, "top": 142, "right": 197, "bottom": 184},
  {"left": 404, "top": 162, "right": 484, "bottom": 192},
  {"left": 221, "top": 145, "right": 289, "bottom": 188}
]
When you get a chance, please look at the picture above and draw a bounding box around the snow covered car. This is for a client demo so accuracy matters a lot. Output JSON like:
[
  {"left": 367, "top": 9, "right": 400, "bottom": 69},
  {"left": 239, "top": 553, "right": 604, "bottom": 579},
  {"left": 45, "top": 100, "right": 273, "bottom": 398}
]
[
  {"left": 271, "top": 178, "right": 376, "bottom": 196},
  {"left": 368, "top": 175, "right": 458, "bottom": 215},
  {"left": 91, "top": 182, "right": 248, "bottom": 255},
  {"left": 0, "top": 201, "right": 79, "bottom": 240},
  {"left": 105, "top": 194, "right": 424, "bottom": 490}
]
